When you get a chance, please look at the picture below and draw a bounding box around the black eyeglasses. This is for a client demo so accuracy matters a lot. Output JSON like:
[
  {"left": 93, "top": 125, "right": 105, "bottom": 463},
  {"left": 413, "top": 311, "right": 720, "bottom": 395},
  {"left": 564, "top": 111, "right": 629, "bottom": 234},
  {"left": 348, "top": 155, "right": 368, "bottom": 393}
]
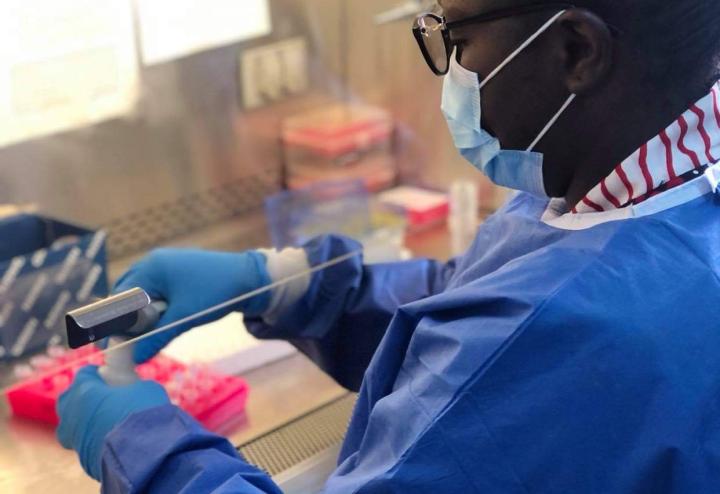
[{"left": 412, "top": 3, "right": 575, "bottom": 76}]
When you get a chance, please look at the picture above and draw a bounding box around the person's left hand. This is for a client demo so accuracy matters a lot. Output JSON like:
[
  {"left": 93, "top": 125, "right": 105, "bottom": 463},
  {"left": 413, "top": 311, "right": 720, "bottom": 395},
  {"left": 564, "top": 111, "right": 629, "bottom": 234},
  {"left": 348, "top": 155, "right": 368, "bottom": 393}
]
[{"left": 56, "top": 366, "right": 170, "bottom": 481}]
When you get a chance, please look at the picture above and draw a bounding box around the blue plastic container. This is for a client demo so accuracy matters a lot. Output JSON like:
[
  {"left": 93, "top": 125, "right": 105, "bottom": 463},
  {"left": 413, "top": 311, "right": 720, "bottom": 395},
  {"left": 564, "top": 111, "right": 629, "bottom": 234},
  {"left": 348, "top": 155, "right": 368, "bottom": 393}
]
[{"left": 0, "top": 214, "right": 108, "bottom": 359}]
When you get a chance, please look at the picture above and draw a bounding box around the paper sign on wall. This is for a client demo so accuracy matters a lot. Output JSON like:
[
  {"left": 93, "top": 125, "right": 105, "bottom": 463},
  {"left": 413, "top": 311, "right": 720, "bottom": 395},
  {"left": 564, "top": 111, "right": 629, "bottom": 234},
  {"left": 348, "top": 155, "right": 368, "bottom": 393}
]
[
  {"left": 0, "top": 0, "right": 139, "bottom": 149},
  {"left": 135, "top": 0, "right": 272, "bottom": 66}
]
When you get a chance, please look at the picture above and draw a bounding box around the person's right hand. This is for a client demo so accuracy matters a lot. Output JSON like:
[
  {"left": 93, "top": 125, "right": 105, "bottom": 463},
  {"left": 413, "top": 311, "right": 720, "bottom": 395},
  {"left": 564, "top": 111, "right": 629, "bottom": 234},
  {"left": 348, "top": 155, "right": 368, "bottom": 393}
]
[{"left": 113, "top": 248, "right": 272, "bottom": 363}]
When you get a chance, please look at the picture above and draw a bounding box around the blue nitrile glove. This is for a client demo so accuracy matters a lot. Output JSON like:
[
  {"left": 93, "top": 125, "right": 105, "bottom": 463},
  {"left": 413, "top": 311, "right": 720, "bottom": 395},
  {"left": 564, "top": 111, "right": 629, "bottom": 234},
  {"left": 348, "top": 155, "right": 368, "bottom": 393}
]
[
  {"left": 113, "top": 248, "right": 272, "bottom": 363},
  {"left": 56, "top": 366, "right": 170, "bottom": 481}
]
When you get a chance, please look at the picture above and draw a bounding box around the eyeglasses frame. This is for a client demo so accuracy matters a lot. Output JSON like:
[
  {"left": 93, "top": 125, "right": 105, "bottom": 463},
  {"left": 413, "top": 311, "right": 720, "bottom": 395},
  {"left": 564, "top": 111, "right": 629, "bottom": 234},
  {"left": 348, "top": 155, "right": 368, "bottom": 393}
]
[{"left": 412, "top": 2, "right": 579, "bottom": 76}]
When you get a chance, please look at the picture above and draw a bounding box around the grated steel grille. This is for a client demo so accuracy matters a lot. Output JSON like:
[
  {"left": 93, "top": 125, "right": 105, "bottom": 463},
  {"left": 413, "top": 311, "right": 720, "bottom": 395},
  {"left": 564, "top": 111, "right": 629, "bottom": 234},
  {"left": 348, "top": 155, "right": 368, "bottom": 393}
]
[
  {"left": 238, "top": 394, "right": 356, "bottom": 477},
  {"left": 105, "top": 169, "right": 279, "bottom": 260}
]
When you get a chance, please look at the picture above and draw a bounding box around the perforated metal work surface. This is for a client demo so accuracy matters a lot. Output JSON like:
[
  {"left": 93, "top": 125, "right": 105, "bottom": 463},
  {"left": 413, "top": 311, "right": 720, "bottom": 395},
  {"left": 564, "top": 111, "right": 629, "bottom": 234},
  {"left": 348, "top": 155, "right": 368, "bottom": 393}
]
[
  {"left": 106, "top": 169, "right": 279, "bottom": 260},
  {"left": 238, "top": 393, "right": 356, "bottom": 477}
]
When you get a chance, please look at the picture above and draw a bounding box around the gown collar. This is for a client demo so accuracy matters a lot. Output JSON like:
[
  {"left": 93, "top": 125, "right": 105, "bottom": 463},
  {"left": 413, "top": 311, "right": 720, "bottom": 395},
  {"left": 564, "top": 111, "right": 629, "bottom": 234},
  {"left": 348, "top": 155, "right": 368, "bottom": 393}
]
[{"left": 573, "top": 81, "right": 720, "bottom": 214}]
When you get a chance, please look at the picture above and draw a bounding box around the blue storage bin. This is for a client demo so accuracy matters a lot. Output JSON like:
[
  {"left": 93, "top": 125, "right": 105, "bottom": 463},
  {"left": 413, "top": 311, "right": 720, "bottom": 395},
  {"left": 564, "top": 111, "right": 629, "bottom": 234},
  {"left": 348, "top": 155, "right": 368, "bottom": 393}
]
[{"left": 0, "top": 214, "right": 109, "bottom": 359}]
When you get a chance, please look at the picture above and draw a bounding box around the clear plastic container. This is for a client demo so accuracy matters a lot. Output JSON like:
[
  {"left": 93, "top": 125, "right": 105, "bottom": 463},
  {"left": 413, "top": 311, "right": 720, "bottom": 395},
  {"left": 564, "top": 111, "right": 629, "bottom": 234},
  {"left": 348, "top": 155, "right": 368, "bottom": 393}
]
[
  {"left": 282, "top": 103, "right": 397, "bottom": 192},
  {"left": 264, "top": 180, "right": 408, "bottom": 262}
]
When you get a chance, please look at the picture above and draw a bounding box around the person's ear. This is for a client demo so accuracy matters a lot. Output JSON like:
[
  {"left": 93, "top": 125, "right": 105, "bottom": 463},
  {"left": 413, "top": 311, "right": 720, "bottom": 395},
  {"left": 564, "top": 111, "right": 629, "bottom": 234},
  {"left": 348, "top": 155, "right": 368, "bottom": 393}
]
[{"left": 556, "top": 9, "right": 614, "bottom": 94}]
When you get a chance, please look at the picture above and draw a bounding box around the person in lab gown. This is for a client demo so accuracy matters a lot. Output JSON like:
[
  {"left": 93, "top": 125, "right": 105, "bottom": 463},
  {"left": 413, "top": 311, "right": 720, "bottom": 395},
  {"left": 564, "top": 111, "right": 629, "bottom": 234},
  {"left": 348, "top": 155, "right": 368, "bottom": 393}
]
[{"left": 57, "top": 1, "right": 720, "bottom": 492}]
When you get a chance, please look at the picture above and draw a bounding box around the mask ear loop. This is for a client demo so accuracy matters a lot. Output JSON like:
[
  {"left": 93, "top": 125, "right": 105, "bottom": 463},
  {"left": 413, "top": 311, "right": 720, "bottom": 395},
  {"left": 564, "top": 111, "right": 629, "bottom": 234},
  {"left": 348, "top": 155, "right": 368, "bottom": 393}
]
[
  {"left": 479, "top": 9, "right": 568, "bottom": 90},
  {"left": 527, "top": 93, "right": 576, "bottom": 151}
]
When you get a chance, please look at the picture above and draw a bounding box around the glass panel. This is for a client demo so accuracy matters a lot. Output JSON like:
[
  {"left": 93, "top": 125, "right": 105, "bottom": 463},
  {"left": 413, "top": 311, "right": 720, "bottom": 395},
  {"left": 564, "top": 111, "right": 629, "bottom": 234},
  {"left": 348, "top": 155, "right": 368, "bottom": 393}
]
[
  {"left": 0, "top": 252, "right": 357, "bottom": 492},
  {"left": 0, "top": 0, "right": 502, "bottom": 492}
]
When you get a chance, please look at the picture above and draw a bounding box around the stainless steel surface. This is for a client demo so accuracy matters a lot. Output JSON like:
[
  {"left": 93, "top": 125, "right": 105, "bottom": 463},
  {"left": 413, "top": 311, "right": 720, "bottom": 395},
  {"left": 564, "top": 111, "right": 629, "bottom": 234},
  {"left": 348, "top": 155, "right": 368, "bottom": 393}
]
[
  {"left": 228, "top": 354, "right": 348, "bottom": 448},
  {"left": 239, "top": 393, "right": 355, "bottom": 476},
  {"left": 0, "top": 410, "right": 96, "bottom": 493},
  {"left": 275, "top": 444, "right": 343, "bottom": 494}
]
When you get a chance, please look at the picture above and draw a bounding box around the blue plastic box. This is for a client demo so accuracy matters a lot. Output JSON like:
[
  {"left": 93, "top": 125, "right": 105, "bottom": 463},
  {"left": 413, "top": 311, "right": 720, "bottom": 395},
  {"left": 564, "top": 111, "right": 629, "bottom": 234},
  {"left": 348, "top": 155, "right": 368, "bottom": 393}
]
[{"left": 0, "top": 214, "right": 108, "bottom": 360}]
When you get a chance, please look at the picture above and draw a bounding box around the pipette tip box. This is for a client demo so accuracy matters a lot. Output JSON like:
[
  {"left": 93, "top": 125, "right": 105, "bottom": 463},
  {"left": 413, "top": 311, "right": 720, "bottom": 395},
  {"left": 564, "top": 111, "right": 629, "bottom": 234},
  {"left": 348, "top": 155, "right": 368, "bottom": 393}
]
[{"left": 4, "top": 346, "right": 249, "bottom": 432}]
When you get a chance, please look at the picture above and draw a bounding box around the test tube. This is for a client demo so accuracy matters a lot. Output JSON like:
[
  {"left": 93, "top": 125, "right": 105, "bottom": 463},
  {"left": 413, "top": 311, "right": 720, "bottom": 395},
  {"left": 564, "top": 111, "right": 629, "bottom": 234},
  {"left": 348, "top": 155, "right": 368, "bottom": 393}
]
[
  {"left": 449, "top": 180, "right": 479, "bottom": 256},
  {"left": 47, "top": 345, "right": 66, "bottom": 357},
  {"left": 47, "top": 346, "right": 68, "bottom": 363},
  {"left": 180, "top": 388, "right": 200, "bottom": 415},
  {"left": 165, "top": 380, "right": 181, "bottom": 405},
  {"left": 13, "top": 364, "right": 34, "bottom": 380},
  {"left": 29, "top": 355, "right": 54, "bottom": 373},
  {"left": 167, "top": 371, "right": 185, "bottom": 405}
]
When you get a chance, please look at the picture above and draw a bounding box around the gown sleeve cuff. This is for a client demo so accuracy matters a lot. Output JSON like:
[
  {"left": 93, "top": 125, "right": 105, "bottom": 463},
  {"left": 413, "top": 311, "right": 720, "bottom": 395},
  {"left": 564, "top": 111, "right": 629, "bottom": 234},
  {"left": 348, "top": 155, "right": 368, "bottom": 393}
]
[
  {"left": 258, "top": 247, "right": 311, "bottom": 325},
  {"left": 100, "top": 405, "right": 244, "bottom": 493}
]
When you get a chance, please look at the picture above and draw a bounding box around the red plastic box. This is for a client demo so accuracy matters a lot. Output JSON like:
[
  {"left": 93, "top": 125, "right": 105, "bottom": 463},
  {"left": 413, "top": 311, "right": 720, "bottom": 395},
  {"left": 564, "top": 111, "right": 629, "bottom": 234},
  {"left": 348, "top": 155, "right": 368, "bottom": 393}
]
[{"left": 282, "top": 103, "right": 397, "bottom": 192}]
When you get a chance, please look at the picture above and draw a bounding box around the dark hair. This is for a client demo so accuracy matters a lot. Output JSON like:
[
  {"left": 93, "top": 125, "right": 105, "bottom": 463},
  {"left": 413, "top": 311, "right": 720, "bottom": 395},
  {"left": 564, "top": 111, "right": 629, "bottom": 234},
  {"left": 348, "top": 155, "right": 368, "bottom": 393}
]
[{"left": 574, "top": 0, "right": 720, "bottom": 88}]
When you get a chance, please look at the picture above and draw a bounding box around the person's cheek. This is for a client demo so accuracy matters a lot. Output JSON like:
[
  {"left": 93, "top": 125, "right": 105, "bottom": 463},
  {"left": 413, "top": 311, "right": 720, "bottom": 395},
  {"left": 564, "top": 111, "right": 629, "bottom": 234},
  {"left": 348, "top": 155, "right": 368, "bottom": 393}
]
[
  {"left": 484, "top": 45, "right": 564, "bottom": 151},
  {"left": 460, "top": 47, "right": 535, "bottom": 147},
  {"left": 481, "top": 80, "right": 524, "bottom": 147}
]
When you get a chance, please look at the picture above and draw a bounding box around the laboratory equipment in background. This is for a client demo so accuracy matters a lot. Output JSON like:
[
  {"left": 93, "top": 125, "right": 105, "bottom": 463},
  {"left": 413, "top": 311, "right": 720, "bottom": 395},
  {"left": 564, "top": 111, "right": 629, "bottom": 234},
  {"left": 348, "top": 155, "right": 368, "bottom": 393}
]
[
  {"left": 377, "top": 185, "right": 450, "bottom": 231},
  {"left": 282, "top": 104, "right": 397, "bottom": 192},
  {"left": 265, "top": 180, "right": 408, "bottom": 263},
  {"left": 5, "top": 345, "right": 249, "bottom": 433},
  {"left": 0, "top": 213, "right": 108, "bottom": 361},
  {"left": 449, "top": 181, "right": 480, "bottom": 256}
]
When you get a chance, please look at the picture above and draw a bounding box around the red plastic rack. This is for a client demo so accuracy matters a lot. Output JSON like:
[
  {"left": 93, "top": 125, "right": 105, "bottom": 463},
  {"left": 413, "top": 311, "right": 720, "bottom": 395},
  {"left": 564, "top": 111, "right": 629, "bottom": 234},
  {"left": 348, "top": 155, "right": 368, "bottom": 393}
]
[{"left": 4, "top": 346, "right": 249, "bottom": 432}]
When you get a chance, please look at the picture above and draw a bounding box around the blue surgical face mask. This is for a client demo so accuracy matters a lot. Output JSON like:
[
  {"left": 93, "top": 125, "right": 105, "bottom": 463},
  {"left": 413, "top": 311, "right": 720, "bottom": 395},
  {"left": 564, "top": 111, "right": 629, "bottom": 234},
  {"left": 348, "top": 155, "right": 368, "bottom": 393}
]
[{"left": 441, "top": 10, "right": 576, "bottom": 197}]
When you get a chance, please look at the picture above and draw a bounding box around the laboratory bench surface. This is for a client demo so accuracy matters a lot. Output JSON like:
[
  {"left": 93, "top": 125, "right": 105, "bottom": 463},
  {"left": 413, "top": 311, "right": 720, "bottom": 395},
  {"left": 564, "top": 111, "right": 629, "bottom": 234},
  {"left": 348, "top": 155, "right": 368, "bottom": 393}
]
[
  {"left": 0, "top": 217, "right": 458, "bottom": 493},
  {"left": 0, "top": 353, "right": 348, "bottom": 493}
]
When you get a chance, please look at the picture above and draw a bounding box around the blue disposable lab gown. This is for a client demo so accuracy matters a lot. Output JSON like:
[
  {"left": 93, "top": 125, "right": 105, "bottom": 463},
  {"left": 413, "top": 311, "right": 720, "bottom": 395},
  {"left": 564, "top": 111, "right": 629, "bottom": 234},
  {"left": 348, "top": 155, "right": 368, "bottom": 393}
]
[{"left": 101, "top": 177, "right": 720, "bottom": 493}]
